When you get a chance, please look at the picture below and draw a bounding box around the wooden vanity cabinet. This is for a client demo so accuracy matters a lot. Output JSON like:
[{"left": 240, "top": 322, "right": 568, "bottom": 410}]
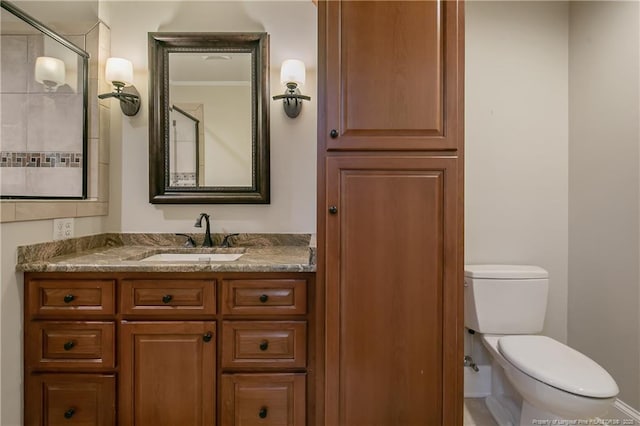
[
  {"left": 318, "top": 1, "right": 464, "bottom": 425},
  {"left": 24, "top": 272, "right": 314, "bottom": 426}
]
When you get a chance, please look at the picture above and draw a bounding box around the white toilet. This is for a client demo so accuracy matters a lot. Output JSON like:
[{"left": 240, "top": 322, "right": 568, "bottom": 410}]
[{"left": 464, "top": 264, "right": 619, "bottom": 425}]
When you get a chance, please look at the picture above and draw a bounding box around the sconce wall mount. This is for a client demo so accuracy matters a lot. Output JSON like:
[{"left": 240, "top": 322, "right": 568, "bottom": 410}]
[
  {"left": 272, "top": 59, "right": 310, "bottom": 118},
  {"left": 98, "top": 57, "right": 140, "bottom": 116}
]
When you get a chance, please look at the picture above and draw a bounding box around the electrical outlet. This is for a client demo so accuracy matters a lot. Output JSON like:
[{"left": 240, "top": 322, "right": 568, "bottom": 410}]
[{"left": 53, "top": 218, "right": 74, "bottom": 240}]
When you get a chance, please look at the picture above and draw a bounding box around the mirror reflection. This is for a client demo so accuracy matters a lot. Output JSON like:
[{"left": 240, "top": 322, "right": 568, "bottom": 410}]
[
  {"left": 149, "top": 33, "right": 269, "bottom": 204},
  {"left": 168, "top": 52, "right": 252, "bottom": 188}
]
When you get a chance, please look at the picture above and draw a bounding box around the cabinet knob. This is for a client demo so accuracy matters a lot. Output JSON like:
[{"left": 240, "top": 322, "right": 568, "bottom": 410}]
[
  {"left": 203, "top": 332, "right": 213, "bottom": 343},
  {"left": 64, "top": 408, "right": 75, "bottom": 419},
  {"left": 259, "top": 294, "right": 269, "bottom": 303},
  {"left": 63, "top": 341, "right": 75, "bottom": 351},
  {"left": 162, "top": 294, "right": 173, "bottom": 304},
  {"left": 63, "top": 294, "right": 75, "bottom": 304},
  {"left": 330, "top": 129, "right": 338, "bottom": 139},
  {"left": 258, "top": 407, "right": 268, "bottom": 419},
  {"left": 329, "top": 206, "right": 338, "bottom": 214},
  {"left": 259, "top": 340, "right": 269, "bottom": 351}
]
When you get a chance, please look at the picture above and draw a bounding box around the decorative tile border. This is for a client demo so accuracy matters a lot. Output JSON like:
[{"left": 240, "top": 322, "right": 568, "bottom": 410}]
[
  {"left": 0, "top": 151, "right": 83, "bottom": 168},
  {"left": 170, "top": 172, "right": 196, "bottom": 186}
]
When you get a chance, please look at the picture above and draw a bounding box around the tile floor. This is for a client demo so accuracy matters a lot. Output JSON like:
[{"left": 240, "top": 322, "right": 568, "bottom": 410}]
[{"left": 464, "top": 398, "right": 498, "bottom": 426}]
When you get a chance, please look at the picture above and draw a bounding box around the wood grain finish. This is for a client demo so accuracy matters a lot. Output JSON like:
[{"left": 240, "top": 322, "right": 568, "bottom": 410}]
[
  {"left": 322, "top": 0, "right": 463, "bottom": 151},
  {"left": 222, "top": 321, "right": 306, "bottom": 369},
  {"left": 27, "top": 279, "right": 115, "bottom": 319},
  {"left": 119, "top": 321, "right": 216, "bottom": 426},
  {"left": 25, "top": 374, "right": 115, "bottom": 426},
  {"left": 325, "top": 155, "right": 458, "bottom": 425},
  {"left": 222, "top": 279, "right": 307, "bottom": 315},
  {"left": 221, "top": 373, "right": 306, "bottom": 426},
  {"left": 120, "top": 279, "right": 216, "bottom": 318},
  {"left": 27, "top": 321, "right": 115, "bottom": 370}
]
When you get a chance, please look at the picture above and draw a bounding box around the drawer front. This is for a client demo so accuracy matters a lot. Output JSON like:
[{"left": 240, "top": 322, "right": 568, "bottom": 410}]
[
  {"left": 120, "top": 280, "right": 216, "bottom": 317},
  {"left": 27, "top": 322, "right": 115, "bottom": 370},
  {"left": 221, "top": 374, "right": 306, "bottom": 426},
  {"left": 25, "top": 374, "right": 115, "bottom": 426},
  {"left": 28, "top": 280, "right": 115, "bottom": 318},
  {"left": 222, "top": 321, "right": 306, "bottom": 369},
  {"left": 222, "top": 279, "right": 307, "bottom": 315}
]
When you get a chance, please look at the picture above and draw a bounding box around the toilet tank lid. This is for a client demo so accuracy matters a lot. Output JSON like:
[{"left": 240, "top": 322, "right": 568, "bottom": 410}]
[
  {"left": 498, "top": 335, "right": 619, "bottom": 398},
  {"left": 464, "top": 264, "right": 548, "bottom": 279}
]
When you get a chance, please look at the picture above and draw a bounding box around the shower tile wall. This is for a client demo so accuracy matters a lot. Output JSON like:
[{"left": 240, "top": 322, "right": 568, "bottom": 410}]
[{"left": 0, "top": 33, "right": 84, "bottom": 197}]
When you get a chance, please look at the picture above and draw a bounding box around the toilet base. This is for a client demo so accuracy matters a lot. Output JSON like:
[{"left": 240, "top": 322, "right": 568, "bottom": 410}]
[{"left": 520, "top": 401, "right": 563, "bottom": 425}]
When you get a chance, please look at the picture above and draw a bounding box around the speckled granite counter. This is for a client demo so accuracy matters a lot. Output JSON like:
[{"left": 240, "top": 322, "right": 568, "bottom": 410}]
[{"left": 17, "top": 233, "right": 316, "bottom": 273}]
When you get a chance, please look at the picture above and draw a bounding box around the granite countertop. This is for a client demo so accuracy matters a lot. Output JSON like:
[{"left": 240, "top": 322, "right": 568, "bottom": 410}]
[{"left": 16, "top": 233, "right": 316, "bottom": 273}]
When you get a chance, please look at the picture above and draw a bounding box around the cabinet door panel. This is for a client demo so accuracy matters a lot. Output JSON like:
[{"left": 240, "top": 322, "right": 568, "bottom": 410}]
[
  {"left": 325, "top": 155, "right": 460, "bottom": 425},
  {"left": 119, "top": 321, "right": 216, "bottom": 426},
  {"left": 322, "top": 1, "right": 463, "bottom": 151}
]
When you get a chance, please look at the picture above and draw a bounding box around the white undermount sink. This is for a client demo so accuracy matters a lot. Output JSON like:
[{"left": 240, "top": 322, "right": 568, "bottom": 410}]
[{"left": 139, "top": 253, "right": 243, "bottom": 262}]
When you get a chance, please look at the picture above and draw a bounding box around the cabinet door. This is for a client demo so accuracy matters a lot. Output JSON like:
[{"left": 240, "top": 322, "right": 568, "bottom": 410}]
[
  {"left": 25, "top": 374, "right": 115, "bottom": 426},
  {"left": 119, "top": 321, "right": 216, "bottom": 426},
  {"left": 320, "top": 0, "right": 463, "bottom": 151},
  {"left": 324, "top": 155, "right": 461, "bottom": 425}
]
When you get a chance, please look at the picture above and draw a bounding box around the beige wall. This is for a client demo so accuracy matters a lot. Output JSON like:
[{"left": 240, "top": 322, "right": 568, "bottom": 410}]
[
  {"left": 106, "top": 1, "right": 317, "bottom": 234},
  {"left": 568, "top": 1, "right": 640, "bottom": 407},
  {"left": 465, "top": 1, "right": 570, "bottom": 343}
]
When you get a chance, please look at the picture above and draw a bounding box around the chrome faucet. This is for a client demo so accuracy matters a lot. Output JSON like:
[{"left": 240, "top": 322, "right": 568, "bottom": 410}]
[{"left": 194, "top": 213, "right": 214, "bottom": 247}]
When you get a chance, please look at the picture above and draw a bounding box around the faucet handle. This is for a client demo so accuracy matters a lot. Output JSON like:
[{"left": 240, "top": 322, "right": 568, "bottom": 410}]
[
  {"left": 175, "top": 233, "right": 196, "bottom": 248},
  {"left": 221, "top": 233, "right": 239, "bottom": 248}
]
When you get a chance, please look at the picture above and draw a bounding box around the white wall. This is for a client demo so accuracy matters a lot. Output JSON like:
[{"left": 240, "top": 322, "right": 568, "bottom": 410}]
[
  {"left": 465, "top": 1, "right": 570, "bottom": 342},
  {"left": 568, "top": 1, "right": 640, "bottom": 407},
  {"left": 106, "top": 1, "right": 317, "bottom": 235}
]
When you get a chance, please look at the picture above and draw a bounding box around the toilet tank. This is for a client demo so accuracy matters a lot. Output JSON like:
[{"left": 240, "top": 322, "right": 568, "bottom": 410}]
[{"left": 464, "top": 265, "right": 549, "bottom": 334}]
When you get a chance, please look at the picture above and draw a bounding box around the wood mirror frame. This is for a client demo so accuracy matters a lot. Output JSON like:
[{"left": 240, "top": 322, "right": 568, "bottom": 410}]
[{"left": 148, "top": 32, "right": 270, "bottom": 204}]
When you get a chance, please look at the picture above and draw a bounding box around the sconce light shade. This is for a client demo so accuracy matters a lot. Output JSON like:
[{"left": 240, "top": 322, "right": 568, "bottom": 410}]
[
  {"left": 98, "top": 57, "right": 140, "bottom": 116},
  {"left": 35, "top": 56, "right": 65, "bottom": 90},
  {"left": 273, "top": 59, "right": 310, "bottom": 119},
  {"left": 105, "top": 57, "right": 133, "bottom": 86},
  {"left": 280, "top": 59, "right": 306, "bottom": 86}
]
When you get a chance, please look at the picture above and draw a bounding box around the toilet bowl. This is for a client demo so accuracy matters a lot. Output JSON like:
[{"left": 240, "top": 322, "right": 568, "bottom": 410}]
[{"left": 465, "top": 265, "right": 619, "bottom": 424}]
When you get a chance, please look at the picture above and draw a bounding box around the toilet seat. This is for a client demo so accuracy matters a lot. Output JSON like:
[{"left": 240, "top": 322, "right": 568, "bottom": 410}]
[{"left": 498, "top": 335, "right": 619, "bottom": 398}]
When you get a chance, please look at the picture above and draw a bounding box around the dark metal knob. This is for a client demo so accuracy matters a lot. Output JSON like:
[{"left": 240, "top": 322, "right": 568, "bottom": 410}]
[
  {"left": 329, "top": 129, "right": 338, "bottom": 139},
  {"left": 64, "top": 408, "right": 75, "bottom": 419},
  {"left": 259, "top": 294, "right": 269, "bottom": 303},
  {"left": 162, "top": 294, "right": 173, "bottom": 304},
  {"left": 203, "top": 332, "right": 213, "bottom": 343},
  {"left": 258, "top": 407, "right": 268, "bottom": 419},
  {"left": 259, "top": 340, "right": 269, "bottom": 351},
  {"left": 63, "top": 341, "right": 75, "bottom": 351},
  {"left": 63, "top": 294, "right": 75, "bottom": 303},
  {"left": 329, "top": 206, "right": 338, "bottom": 214}
]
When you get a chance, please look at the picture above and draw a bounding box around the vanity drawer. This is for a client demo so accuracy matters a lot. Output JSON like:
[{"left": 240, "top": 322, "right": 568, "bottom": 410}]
[
  {"left": 221, "top": 373, "right": 306, "bottom": 426},
  {"left": 26, "top": 374, "right": 115, "bottom": 426},
  {"left": 222, "top": 321, "right": 306, "bottom": 369},
  {"left": 27, "top": 321, "right": 115, "bottom": 370},
  {"left": 222, "top": 279, "right": 307, "bottom": 315},
  {"left": 27, "top": 280, "right": 115, "bottom": 319},
  {"left": 120, "top": 280, "right": 216, "bottom": 318}
]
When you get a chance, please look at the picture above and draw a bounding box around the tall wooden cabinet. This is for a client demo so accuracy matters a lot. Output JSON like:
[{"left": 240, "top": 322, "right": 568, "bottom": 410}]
[{"left": 318, "top": 1, "right": 464, "bottom": 425}]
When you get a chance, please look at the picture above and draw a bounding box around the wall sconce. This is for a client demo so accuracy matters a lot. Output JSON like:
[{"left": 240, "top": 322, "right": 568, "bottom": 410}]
[
  {"left": 98, "top": 57, "right": 140, "bottom": 116},
  {"left": 35, "top": 56, "right": 65, "bottom": 92},
  {"left": 272, "top": 59, "right": 310, "bottom": 118}
]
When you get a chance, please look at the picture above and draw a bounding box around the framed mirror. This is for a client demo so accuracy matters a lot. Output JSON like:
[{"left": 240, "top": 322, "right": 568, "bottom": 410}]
[
  {"left": 1, "top": 0, "right": 88, "bottom": 199},
  {"left": 149, "top": 32, "right": 270, "bottom": 204}
]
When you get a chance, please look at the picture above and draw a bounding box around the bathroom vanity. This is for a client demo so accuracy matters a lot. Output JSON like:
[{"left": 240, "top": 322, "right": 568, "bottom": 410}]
[{"left": 19, "top": 234, "right": 316, "bottom": 426}]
